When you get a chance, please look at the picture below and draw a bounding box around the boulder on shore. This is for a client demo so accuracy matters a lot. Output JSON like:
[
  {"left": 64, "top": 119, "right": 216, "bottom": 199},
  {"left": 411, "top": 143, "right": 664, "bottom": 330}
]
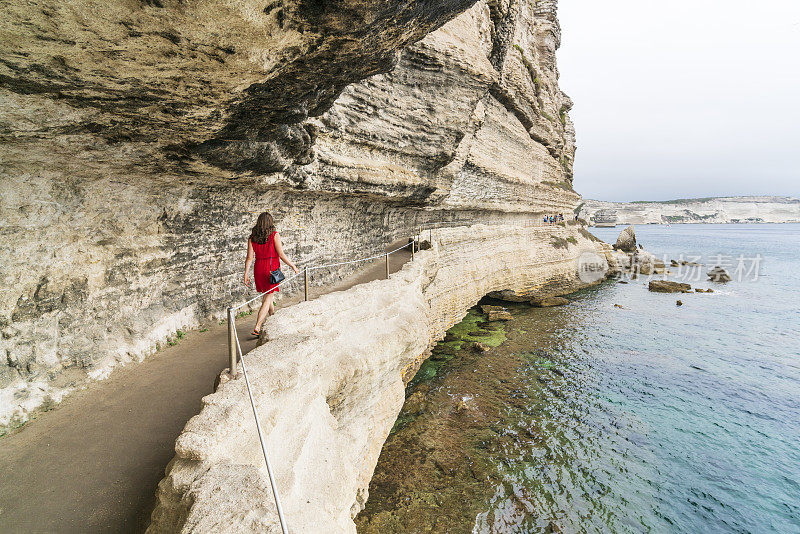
[
  {"left": 648, "top": 280, "right": 691, "bottom": 293},
  {"left": 531, "top": 296, "right": 569, "bottom": 307},
  {"left": 613, "top": 225, "right": 637, "bottom": 252},
  {"left": 707, "top": 266, "right": 731, "bottom": 282}
]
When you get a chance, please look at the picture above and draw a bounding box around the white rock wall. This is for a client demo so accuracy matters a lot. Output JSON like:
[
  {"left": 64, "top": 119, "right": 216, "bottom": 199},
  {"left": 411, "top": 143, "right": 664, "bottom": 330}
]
[{"left": 579, "top": 197, "right": 800, "bottom": 225}]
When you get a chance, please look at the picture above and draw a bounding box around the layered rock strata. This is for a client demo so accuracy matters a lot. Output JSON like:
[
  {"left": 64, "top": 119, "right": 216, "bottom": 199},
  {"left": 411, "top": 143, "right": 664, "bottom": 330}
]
[
  {"left": 1, "top": 0, "right": 577, "bottom": 428},
  {"left": 147, "top": 223, "right": 608, "bottom": 533},
  {"left": 578, "top": 197, "right": 800, "bottom": 225}
]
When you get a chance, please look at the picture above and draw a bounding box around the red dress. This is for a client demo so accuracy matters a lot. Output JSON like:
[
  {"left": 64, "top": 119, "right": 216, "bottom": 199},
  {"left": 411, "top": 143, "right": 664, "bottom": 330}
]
[{"left": 252, "top": 232, "right": 280, "bottom": 294}]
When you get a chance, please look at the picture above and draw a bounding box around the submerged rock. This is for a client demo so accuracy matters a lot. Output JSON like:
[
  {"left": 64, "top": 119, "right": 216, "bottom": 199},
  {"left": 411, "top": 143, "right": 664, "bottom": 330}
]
[
  {"left": 648, "top": 280, "right": 692, "bottom": 293},
  {"left": 531, "top": 296, "right": 569, "bottom": 307},
  {"left": 471, "top": 342, "right": 490, "bottom": 353},
  {"left": 455, "top": 399, "right": 471, "bottom": 414},
  {"left": 404, "top": 391, "right": 427, "bottom": 415}
]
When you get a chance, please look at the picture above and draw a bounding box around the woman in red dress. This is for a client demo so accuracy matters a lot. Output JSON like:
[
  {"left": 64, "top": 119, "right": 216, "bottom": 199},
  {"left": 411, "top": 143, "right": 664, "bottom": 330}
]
[{"left": 243, "top": 212, "right": 299, "bottom": 336}]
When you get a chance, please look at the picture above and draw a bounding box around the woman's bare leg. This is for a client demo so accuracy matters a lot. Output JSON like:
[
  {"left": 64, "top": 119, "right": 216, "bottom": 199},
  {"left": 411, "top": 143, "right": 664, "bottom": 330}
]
[
  {"left": 254, "top": 293, "right": 271, "bottom": 332},
  {"left": 268, "top": 293, "right": 276, "bottom": 316}
]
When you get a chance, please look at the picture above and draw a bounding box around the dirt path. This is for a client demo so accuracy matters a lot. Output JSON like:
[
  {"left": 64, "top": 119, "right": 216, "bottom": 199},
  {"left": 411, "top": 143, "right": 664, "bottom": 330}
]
[{"left": 0, "top": 242, "right": 412, "bottom": 534}]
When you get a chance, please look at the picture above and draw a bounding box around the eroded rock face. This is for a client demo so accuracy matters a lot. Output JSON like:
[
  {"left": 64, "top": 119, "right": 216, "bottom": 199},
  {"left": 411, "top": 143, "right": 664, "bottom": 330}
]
[
  {"left": 147, "top": 224, "right": 607, "bottom": 533},
  {"left": 1, "top": 0, "right": 579, "bottom": 428}
]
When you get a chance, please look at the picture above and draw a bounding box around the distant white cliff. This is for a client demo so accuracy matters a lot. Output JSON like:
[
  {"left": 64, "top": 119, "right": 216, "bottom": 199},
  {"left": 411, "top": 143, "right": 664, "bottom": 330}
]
[{"left": 578, "top": 196, "right": 800, "bottom": 225}]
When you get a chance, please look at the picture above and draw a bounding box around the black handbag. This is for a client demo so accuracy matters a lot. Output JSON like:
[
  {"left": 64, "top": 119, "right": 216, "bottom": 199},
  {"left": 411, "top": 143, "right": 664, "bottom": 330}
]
[
  {"left": 269, "top": 268, "right": 285, "bottom": 285},
  {"left": 267, "top": 232, "right": 284, "bottom": 285}
]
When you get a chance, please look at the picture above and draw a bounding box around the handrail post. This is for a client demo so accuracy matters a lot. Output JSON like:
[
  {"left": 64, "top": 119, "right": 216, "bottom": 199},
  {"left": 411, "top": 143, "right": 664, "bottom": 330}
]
[
  {"left": 385, "top": 252, "right": 390, "bottom": 279},
  {"left": 304, "top": 266, "right": 309, "bottom": 301},
  {"left": 411, "top": 235, "right": 415, "bottom": 261},
  {"left": 227, "top": 307, "right": 237, "bottom": 377}
]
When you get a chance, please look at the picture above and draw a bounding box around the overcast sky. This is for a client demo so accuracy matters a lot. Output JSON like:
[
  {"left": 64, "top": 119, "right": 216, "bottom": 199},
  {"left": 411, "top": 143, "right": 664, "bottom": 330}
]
[{"left": 557, "top": 0, "right": 800, "bottom": 201}]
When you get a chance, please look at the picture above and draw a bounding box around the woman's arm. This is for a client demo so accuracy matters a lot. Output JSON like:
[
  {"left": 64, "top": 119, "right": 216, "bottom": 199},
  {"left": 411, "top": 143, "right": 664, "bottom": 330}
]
[
  {"left": 243, "top": 238, "right": 254, "bottom": 287},
  {"left": 274, "top": 233, "right": 299, "bottom": 274}
]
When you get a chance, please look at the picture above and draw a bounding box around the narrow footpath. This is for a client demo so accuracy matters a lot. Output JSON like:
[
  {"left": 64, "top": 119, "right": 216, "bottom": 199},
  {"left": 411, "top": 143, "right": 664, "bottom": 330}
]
[{"left": 0, "top": 243, "right": 412, "bottom": 534}]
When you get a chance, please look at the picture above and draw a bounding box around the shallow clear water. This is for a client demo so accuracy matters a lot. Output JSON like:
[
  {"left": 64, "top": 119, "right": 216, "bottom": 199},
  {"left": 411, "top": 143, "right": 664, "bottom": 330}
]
[{"left": 357, "top": 224, "right": 800, "bottom": 533}]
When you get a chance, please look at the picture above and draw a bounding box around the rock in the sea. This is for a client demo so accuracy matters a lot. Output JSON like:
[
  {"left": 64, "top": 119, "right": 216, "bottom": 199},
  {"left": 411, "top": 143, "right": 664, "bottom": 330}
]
[
  {"left": 613, "top": 225, "right": 637, "bottom": 253},
  {"left": 531, "top": 296, "right": 570, "bottom": 307},
  {"left": 471, "top": 342, "right": 490, "bottom": 353},
  {"left": 488, "top": 310, "right": 513, "bottom": 321},
  {"left": 676, "top": 300, "right": 683, "bottom": 306},
  {"left": 670, "top": 259, "right": 679, "bottom": 267},
  {"left": 481, "top": 304, "right": 512, "bottom": 320},
  {"left": 613, "top": 303, "right": 625, "bottom": 309},
  {"left": 708, "top": 266, "right": 732, "bottom": 282},
  {"left": 633, "top": 250, "right": 665, "bottom": 275},
  {"left": 648, "top": 280, "right": 692, "bottom": 293}
]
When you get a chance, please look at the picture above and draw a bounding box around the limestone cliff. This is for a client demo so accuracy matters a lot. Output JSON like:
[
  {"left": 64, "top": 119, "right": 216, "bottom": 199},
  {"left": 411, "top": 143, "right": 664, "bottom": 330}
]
[
  {"left": 579, "top": 196, "right": 800, "bottom": 225},
  {"left": 1, "top": 0, "right": 578, "bottom": 428}
]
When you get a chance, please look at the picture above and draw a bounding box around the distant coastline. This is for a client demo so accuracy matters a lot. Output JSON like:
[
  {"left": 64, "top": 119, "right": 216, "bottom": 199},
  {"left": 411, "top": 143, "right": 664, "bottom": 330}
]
[{"left": 577, "top": 196, "right": 800, "bottom": 226}]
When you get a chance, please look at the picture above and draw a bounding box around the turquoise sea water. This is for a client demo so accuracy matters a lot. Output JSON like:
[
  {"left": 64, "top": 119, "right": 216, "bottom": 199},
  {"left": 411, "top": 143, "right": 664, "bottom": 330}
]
[
  {"left": 579, "top": 224, "right": 800, "bottom": 532},
  {"left": 358, "top": 224, "right": 800, "bottom": 533}
]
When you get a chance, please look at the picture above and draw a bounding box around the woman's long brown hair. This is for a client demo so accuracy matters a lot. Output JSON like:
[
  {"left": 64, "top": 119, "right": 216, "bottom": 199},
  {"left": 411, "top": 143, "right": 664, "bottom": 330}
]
[{"left": 249, "top": 212, "right": 275, "bottom": 244}]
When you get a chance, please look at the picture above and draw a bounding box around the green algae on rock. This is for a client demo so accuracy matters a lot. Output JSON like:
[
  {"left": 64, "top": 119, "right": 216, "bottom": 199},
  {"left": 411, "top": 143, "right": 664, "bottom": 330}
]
[{"left": 356, "top": 302, "right": 576, "bottom": 533}]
